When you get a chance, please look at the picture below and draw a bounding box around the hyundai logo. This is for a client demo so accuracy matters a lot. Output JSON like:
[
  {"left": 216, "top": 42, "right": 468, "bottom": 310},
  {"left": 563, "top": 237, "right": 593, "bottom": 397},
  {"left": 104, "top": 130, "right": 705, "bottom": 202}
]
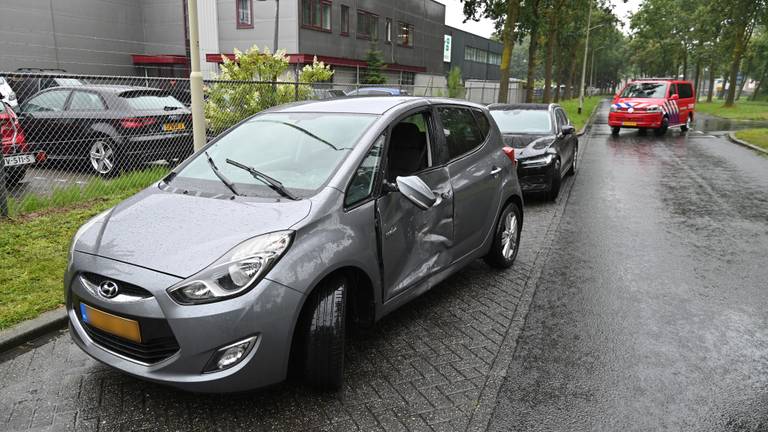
[{"left": 98, "top": 280, "right": 120, "bottom": 299}]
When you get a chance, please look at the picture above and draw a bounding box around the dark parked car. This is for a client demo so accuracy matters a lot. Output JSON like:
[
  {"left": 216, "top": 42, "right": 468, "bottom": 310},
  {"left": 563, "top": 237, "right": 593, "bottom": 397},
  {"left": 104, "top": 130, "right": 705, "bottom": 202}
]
[
  {"left": 346, "top": 87, "right": 410, "bottom": 96},
  {"left": 8, "top": 69, "right": 88, "bottom": 106},
  {"left": 489, "top": 103, "right": 578, "bottom": 200},
  {"left": 18, "top": 85, "right": 193, "bottom": 176},
  {"left": 66, "top": 97, "right": 523, "bottom": 392}
]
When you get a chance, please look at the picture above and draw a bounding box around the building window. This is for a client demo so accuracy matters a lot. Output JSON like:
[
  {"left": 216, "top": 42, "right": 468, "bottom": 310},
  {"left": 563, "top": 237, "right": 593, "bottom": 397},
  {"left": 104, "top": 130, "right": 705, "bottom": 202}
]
[
  {"left": 341, "top": 5, "right": 349, "bottom": 35},
  {"left": 357, "top": 10, "right": 378, "bottom": 40},
  {"left": 385, "top": 18, "right": 392, "bottom": 43},
  {"left": 398, "top": 22, "right": 414, "bottom": 47},
  {"left": 464, "top": 46, "right": 501, "bottom": 65},
  {"left": 399, "top": 71, "right": 415, "bottom": 86},
  {"left": 236, "top": 0, "right": 253, "bottom": 28},
  {"left": 302, "top": 0, "right": 331, "bottom": 32}
]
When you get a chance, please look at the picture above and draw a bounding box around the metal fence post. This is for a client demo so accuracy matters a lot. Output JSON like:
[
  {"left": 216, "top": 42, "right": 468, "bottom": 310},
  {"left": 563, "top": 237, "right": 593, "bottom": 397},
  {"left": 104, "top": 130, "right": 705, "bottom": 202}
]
[
  {"left": 0, "top": 158, "right": 8, "bottom": 218},
  {"left": 187, "top": 0, "right": 207, "bottom": 152}
]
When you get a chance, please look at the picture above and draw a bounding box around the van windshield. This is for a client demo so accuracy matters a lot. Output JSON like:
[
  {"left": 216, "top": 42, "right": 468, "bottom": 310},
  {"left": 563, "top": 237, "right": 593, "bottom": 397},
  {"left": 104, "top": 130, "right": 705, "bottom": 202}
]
[
  {"left": 170, "top": 112, "right": 378, "bottom": 198},
  {"left": 620, "top": 82, "right": 668, "bottom": 98}
]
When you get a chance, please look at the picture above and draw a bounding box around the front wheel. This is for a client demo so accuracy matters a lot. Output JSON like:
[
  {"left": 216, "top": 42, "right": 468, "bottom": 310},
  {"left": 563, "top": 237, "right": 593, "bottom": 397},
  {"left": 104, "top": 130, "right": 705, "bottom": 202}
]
[
  {"left": 567, "top": 146, "right": 578, "bottom": 176},
  {"left": 300, "top": 275, "right": 347, "bottom": 391},
  {"left": 654, "top": 116, "right": 669, "bottom": 136},
  {"left": 484, "top": 201, "right": 522, "bottom": 269}
]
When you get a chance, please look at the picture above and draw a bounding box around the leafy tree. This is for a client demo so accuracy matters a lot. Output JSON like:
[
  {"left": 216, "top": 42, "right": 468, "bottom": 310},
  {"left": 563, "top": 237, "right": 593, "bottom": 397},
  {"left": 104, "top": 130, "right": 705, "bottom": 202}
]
[
  {"left": 363, "top": 48, "right": 387, "bottom": 84},
  {"left": 447, "top": 66, "right": 465, "bottom": 98},
  {"left": 204, "top": 46, "right": 333, "bottom": 133}
]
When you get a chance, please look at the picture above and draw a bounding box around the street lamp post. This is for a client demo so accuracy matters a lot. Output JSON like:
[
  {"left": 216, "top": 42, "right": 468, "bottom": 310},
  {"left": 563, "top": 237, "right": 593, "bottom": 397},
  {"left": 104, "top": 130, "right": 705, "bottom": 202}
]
[
  {"left": 578, "top": 3, "right": 605, "bottom": 115},
  {"left": 257, "top": 0, "right": 280, "bottom": 53},
  {"left": 186, "top": 0, "right": 206, "bottom": 152}
]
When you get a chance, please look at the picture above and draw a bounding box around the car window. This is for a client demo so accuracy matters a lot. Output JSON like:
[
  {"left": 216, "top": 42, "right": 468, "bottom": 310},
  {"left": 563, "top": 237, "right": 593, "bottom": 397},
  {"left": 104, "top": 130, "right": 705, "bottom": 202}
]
[
  {"left": 387, "top": 111, "right": 433, "bottom": 181},
  {"left": 172, "top": 112, "right": 377, "bottom": 197},
  {"left": 620, "top": 83, "right": 668, "bottom": 98},
  {"left": 438, "top": 107, "right": 484, "bottom": 160},
  {"left": 472, "top": 109, "right": 491, "bottom": 138},
  {"left": 23, "top": 90, "right": 70, "bottom": 112},
  {"left": 669, "top": 84, "right": 678, "bottom": 96},
  {"left": 556, "top": 109, "right": 568, "bottom": 127},
  {"left": 678, "top": 83, "right": 693, "bottom": 99},
  {"left": 345, "top": 134, "right": 384, "bottom": 207},
  {"left": 68, "top": 91, "right": 106, "bottom": 111}
]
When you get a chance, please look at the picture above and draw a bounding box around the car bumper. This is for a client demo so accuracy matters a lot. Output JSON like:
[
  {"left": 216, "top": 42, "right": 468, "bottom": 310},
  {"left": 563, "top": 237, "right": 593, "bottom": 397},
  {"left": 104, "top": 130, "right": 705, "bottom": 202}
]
[
  {"left": 66, "top": 251, "right": 303, "bottom": 393},
  {"left": 517, "top": 159, "right": 556, "bottom": 192},
  {"left": 608, "top": 111, "right": 663, "bottom": 128}
]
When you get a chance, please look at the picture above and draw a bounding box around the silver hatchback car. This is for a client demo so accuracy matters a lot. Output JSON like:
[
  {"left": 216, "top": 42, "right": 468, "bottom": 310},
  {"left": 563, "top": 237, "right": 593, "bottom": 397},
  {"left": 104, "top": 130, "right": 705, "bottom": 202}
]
[{"left": 66, "top": 97, "right": 524, "bottom": 392}]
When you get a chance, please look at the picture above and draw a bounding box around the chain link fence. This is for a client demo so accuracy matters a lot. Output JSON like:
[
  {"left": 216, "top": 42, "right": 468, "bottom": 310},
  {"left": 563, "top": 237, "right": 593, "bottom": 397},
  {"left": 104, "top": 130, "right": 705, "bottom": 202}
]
[{"left": 0, "top": 71, "right": 521, "bottom": 216}]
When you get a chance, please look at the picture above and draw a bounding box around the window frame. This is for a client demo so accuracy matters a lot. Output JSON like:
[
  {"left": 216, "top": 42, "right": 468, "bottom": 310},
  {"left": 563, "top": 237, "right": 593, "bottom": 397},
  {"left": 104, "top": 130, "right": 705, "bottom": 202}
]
[
  {"left": 385, "top": 18, "right": 392, "bottom": 44},
  {"left": 356, "top": 9, "right": 379, "bottom": 41},
  {"left": 236, "top": 0, "right": 253, "bottom": 29},
  {"left": 66, "top": 90, "right": 107, "bottom": 111},
  {"left": 340, "top": 4, "right": 350, "bottom": 36},
  {"left": 381, "top": 108, "right": 439, "bottom": 182},
  {"left": 22, "top": 89, "right": 71, "bottom": 113},
  {"left": 397, "top": 21, "right": 414, "bottom": 48},
  {"left": 343, "top": 134, "right": 385, "bottom": 210},
  {"left": 301, "top": 0, "right": 332, "bottom": 33},
  {"left": 434, "top": 105, "right": 489, "bottom": 163}
]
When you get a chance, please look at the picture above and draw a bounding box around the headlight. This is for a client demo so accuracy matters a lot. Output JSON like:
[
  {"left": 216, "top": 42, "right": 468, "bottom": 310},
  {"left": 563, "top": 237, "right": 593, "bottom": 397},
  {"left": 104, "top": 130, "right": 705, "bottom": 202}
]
[
  {"left": 610, "top": 105, "right": 618, "bottom": 112},
  {"left": 168, "top": 231, "right": 293, "bottom": 305},
  {"left": 520, "top": 153, "right": 555, "bottom": 167},
  {"left": 645, "top": 105, "right": 661, "bottom": 112}
]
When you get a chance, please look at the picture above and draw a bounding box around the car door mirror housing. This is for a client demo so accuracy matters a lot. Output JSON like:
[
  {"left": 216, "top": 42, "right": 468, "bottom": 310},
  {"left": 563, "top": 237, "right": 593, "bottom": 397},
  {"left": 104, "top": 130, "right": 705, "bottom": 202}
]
[
  {"left": 670, "top": 94, "right": 679, "bottom": 100},
  {"left": 396, "top": 175, "right": 436, "bottom": 210},
  {"left": 561, "top": 125, "right": 575, "bottom": 135}
]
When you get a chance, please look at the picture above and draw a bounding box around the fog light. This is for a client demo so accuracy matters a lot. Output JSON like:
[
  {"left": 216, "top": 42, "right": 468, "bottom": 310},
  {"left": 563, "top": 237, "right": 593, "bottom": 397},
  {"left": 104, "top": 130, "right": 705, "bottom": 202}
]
[{"left": 204, "top": 336, "right": 258, "bottom": 373}]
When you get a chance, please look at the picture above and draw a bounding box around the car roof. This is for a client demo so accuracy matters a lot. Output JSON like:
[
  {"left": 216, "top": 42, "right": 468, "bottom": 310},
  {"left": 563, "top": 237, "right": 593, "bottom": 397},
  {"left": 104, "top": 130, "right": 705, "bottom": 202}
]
[
  {"left": 488, "top": 103, "right": 553, "bottom": 111},
  {"left": 43, "top": 84, "right": 162, "bottom": 94},
  {"left": 271, "top": 96, "right": 486, "bottom": 115}
]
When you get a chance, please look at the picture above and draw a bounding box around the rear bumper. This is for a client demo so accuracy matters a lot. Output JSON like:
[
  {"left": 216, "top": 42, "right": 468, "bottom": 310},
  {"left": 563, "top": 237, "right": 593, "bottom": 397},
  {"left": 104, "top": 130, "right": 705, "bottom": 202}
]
[{"left": 608, "top": 111, "right": 663, "bottom": 128}]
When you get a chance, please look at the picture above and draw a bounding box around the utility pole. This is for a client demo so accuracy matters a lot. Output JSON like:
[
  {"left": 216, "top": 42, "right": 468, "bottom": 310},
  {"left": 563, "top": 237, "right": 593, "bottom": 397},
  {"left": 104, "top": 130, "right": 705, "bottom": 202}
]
[
  {"left": 578, "top": 1, "right": 592, "bottom": 115},
  {"left": 273, "top": 0, "right": 280, "bottom": 53},
  {"left": 187, "top": 0, "right": 206, "bottom": 151}
]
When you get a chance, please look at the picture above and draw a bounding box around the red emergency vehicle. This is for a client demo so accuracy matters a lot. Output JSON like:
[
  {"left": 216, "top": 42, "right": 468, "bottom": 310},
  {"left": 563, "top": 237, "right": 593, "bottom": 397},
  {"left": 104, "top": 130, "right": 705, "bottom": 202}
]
[{"left": 609, "top": 79, "right": 695, "bottom": 136}]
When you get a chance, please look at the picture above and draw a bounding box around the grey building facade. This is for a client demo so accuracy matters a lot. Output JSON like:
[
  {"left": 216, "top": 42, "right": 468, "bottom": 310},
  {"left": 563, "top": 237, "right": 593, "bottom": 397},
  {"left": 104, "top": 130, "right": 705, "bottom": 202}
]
[{"left": 443, "top": 26, "right": 504, "bottom": 81}]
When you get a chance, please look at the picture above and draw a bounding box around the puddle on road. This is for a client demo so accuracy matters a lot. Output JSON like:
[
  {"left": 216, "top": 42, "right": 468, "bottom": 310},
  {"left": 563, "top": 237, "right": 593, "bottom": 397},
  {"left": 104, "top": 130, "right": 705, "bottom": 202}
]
[{"left": 695, "top": 115, "right": 768, "bottom": 133}]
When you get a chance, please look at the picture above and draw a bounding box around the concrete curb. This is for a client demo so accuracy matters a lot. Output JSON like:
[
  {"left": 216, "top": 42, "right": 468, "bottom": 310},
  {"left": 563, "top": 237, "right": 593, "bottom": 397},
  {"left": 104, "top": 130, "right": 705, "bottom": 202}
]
[
  {"left": 0, "top": 307, "right": 67, "bottom": 353},
  {"left": 576, "top": 99, "right": 603, "bottom": 137},
  {"left": 727, "top": 132, "right": 768, "bottom": 155}
]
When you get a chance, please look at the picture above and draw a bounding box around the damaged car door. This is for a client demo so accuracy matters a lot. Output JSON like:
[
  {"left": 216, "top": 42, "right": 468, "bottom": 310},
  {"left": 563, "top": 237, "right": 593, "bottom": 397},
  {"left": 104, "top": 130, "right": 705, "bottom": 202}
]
[{"left": 377, "top": 109, "right": 454, "bottom": 302}]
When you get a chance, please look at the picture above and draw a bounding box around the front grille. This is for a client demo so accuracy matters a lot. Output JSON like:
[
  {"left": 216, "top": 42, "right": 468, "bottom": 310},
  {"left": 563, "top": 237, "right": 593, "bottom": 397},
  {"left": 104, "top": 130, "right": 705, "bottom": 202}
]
[
  {"left": 80, "top": 272, "right": 153, "bottom": 299},
  {"left": 77, "top": 300, "right": 179, "bottom": 364}
]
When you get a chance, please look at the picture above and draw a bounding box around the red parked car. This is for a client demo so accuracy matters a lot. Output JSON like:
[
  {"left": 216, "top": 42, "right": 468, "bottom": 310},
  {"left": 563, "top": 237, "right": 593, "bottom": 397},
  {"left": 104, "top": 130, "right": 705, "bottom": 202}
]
[
  {"left": 609, "top": 79, "right": 695, "bottom": 136},
  {"left": 1, "top": 103, "right": 44, "bottom": 186}
]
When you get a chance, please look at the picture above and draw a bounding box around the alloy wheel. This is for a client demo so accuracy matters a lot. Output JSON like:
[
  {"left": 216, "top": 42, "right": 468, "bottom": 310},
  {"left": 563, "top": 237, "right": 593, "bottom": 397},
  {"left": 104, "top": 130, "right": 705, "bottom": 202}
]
[
  {"left": 90, "top": 140, "right": 115, "bottom": 175},
  {"left": 501, "top": 212, "right": 518, "bottom": 259}
]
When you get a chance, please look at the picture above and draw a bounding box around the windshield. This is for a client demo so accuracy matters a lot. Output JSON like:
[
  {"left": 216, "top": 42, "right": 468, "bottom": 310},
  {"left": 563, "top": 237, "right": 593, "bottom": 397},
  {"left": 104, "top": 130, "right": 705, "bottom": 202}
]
[
  {"left": 490, "top": 109, "right": 552, "bottom": 134},
  {"left": 620, "top": 82, "right": 668, "bottom": 98},
  {"left": 171, "top": 112, "right": 377, "bottom": 197}
]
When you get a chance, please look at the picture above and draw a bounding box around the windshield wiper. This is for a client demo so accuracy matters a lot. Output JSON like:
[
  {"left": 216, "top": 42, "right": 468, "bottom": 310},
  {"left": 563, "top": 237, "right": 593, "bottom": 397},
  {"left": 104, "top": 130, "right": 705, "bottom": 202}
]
[
  {"left": 205, "top": 152, "right": 241, "bottom": 196},
  {"left": 255, "top": 119, "right": 345, "bottom": 151},
  {"left": 225, "top": 158, "right": 299, "bottom": 201}
]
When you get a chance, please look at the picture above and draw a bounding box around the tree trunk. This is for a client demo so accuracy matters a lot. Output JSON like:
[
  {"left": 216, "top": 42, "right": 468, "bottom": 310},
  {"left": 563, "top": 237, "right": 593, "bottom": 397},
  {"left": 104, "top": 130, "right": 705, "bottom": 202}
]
[
  {"left": 542, "top": 12, "right": 557, "bottom": 103},
  {"left": 525, "top": 36, "right": 540, "bottom": 102},
  {"left": 693, "top": 60, "right": 701, "bottom": 100},
  {"left": 682, "top": 48, "right": 688, "bottom": 80},
  {"left": 725, "top": 23, "right": 748, "bottom": 107},
  {"left": 497, "top": 0, "right": 522, "bottom": 103},
  {"left": 707, "top": 62, "right": 716, "bottom": 102},
  {"left": 721, "top": 74, "right": 728, "bottom": 99},
  {"left": 737, "top": 58, "right": 751, "bottom": 100},
  {"left": 751, "top": 65, "right": 767, "bottom": 101}
]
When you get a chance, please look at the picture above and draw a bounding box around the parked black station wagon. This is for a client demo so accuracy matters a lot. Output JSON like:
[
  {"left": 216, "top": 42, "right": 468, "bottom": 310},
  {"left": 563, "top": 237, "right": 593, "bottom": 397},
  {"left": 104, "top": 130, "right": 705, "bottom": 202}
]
[{"left": 18, "top": 85, "right": 193, "bottom": 176}]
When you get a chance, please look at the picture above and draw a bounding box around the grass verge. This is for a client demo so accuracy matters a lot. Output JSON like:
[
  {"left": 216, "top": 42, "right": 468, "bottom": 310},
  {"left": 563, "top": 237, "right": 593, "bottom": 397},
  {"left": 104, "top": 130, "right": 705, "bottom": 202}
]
[
  {"left": 734, "top": 128, "right": 768, "bottom": 151},
  {"left": 695, "top": 100, "right": 768, "bottom": 121},
  {"left": 559, "top": 96, "right": 603, "bottom": 131},
  {"left": 0, "top": 168, "right": 167, "bottom": 330}
]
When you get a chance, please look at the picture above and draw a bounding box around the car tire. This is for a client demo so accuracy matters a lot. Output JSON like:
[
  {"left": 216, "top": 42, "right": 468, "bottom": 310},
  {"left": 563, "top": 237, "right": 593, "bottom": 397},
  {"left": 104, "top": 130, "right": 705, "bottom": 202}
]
[
  {"left": 680, "top": 115, "right": 691, "bottom": 133},
  {"left": 567, "top": 146, "right": 578, "bottom": 176},
  {"left": 3, "top": 166, "right": 27, "bottom": 186},
  {"left": 611, "top": 127, "right": 620, "bottom": 136},
  {"left": 301, "top": 274, "right": 347, "bottom": 391},
  {"left": 654, "top": 116, "right": 669, "bottom": 136},
  {"left": 638, "top": 128, "right": 647, "bottom": 135},
  {"left": 546, "top": 158, "right": 562, "bottom": 201},
  {"left": 88, "top": 138, "right": 121, "bottom": 177},
  {"left": 484, "top": 201, "right": 522, "bottom": 269}
]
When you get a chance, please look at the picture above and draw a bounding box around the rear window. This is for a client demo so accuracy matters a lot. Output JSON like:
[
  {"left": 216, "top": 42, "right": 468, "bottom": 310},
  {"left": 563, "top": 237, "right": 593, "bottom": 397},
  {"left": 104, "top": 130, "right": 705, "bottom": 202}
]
[
  {"left": 620, "top": 82, "right": 668, "bottom": 98},
  {"left": 490, "top": 109, "right": 553, "bottom": 134},
  {"left": 120, "top": 92, "right": 185, "bottom": 110}
]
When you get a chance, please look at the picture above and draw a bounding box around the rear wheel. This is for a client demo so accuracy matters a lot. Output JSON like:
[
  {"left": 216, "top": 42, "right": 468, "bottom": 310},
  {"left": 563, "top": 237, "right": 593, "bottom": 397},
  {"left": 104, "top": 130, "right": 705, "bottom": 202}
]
[
  {"left": 611, "top": 127, "right": 620, "bottom": 136},
  {"left": 484, "top": 201, "right": 522, "bottom": 269},
  {"left": 89, "top": 138, "right": 120, "bottom": 177},
  {"left": 300, "top": 275, "right": 347, "bottom": 391},
  {"left": 3, "top": 166, "right": 27, "bottom": 186},
  {"left": 654, "top": 116, "right": 669, "bottom": 136},
  {"left": 680, "top": 115, "right": 692, "bottom": 133}
]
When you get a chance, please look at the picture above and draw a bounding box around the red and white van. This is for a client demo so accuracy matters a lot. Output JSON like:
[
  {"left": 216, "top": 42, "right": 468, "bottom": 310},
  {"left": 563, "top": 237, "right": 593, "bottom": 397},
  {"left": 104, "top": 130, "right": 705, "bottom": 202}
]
[{"left": 609, "top": 79, "right": 695, "bottom": 136}]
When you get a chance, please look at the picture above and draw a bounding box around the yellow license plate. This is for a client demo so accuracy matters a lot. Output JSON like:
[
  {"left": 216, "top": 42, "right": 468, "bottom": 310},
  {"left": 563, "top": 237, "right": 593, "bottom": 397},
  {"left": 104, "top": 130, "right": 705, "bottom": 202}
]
[
  {"left": 80, "top": 303, "right": 142, "bottom": 343},
  {"left": 163, "top": 122, "right": 185, "bottom": 132},
  {"left": 622, "top": 121, "right": 637, "bottom": 126}
]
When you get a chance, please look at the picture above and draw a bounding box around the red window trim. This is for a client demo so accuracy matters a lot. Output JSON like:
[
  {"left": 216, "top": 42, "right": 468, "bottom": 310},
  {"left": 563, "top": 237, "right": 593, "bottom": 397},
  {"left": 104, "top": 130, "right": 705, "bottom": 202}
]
[
  {"left": 356, "top": 9, "right": 379, "bottom": 41},
  {"left": 236, "top": 0, "right": 254, "bottom": 29},
  {"left": 301, "top": 0, "right": 333, "bottom": 33}
]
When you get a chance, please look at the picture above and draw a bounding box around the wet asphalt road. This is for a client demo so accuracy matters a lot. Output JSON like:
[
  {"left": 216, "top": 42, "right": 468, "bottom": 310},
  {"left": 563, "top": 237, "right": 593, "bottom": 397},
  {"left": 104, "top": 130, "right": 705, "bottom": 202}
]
[{"left": 489, "top": 103, "right": 768, "bottom": 430}]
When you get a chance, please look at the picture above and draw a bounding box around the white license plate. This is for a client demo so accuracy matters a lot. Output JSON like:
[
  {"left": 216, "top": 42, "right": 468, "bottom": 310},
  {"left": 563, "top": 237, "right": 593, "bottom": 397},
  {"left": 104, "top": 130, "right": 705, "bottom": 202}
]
[{"left": 3, "top": 154, "right": 35, "bottom": 167}]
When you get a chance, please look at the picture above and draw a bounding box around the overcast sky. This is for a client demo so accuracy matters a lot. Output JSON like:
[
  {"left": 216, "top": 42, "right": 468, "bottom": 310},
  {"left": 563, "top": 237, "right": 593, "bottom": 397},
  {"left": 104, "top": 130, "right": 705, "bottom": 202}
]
[{"left": 434, "top": 0, "right": 643, "bottom": 38}]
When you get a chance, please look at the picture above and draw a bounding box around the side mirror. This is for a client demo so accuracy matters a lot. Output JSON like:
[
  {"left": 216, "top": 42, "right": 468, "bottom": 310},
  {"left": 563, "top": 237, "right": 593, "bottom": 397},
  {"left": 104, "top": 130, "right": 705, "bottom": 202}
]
[
  {"left": 670, "top": 94, "right": 679, "bottom": 101},
  {"left": 395, "top": 175, "right": 436, "bottom": 210},
  {"left": 561, "top": 125, "right": 575, "bottom": 135}
]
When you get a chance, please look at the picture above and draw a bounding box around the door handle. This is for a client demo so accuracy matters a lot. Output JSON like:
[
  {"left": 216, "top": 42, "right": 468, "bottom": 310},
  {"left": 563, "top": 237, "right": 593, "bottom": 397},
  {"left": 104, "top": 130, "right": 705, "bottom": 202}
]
[{"left": 490, "top": 166, "right": 502, "bottom": 176}]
